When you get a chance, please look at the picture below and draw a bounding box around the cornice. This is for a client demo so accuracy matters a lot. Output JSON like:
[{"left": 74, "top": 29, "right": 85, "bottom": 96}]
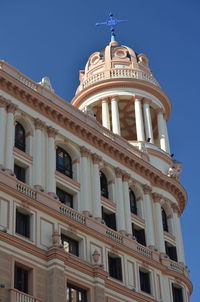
[
  {"left": 71, "top": 78, "right": 172, "bottom": 120},
  {"left": 0, "top": 70, "right": 187, "bottom": 212}
]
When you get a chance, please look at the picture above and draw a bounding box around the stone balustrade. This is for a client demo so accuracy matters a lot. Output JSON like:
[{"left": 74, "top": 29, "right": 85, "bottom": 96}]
[
  {"left": 16, "top": 183, "right": 37, "bottom": 200},
  {"left": 106, "top": 228, "right": 123, "bottom": 244},
  {"left": 60, "top": 204, "right": 86, "bottom": 224},
  {"left": 10, "top": 288, "right": 41, "bottom": 302}
]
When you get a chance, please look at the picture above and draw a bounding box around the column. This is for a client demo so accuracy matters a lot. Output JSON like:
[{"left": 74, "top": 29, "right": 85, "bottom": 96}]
[
  {"left": 34, "top": 119, "right": 46, "bottom": 189},
  {"left": 163, "top": 113, "right": 171, "bottom": 154},
  {"left": 157, "top": 108, "right": 168, "bottom": 152},
  {"left": 0, "top": 97, "right": 9, "bottom": 167},
  {"left": 92, "top": 154, "right": 102, "bottom": 219},
  {"left": 47, "top": 126, "right": 58, "bottom": 195},
  {"left": 143, "top": 185, "right": 156, "bottom": 247},
  {"left": 111, "top": 96, "right": 121, "bottom": 135},
  {"left": 122, "top": 173, "right": 132, "bottom": 234},
  {"left": 152, "top": 193, "right": 165, "bottom": 253},
  {"left": 5, "top": 103, "right": 18, "bottom": 171},
  {"left": 134, "top": 96, "right": 145, "bottom": 141},
  {"left": 115, "top": 168, "right": 126, "bottom": 232},
  {"left": 80, "top": 146, "right": 91, "bottom": 214},
  {"left": 102, "top": 98, "right": 111, "bottom": 130},
  {"left": 172, "top": 204, "right": 185, "bottom": 263},
  {"left": 143, "top": 99, "right": 154, "bottom": 143}
]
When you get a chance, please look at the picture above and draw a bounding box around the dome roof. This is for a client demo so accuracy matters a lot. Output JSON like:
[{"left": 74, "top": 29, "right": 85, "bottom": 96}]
[{"left": 76, "top": 41, "right": 159, "bottom": 94}]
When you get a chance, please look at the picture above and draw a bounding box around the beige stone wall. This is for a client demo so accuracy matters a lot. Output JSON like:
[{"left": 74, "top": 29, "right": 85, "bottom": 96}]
[
  {"left": 0, "top": 251, "right": 12, "bottom": 302},
  {"left": 94, "top": 286, "right": 105, "bottom": 302},
  {"left": 47, "top": 267, "right": 66, "bottom": 302},
  {"left": 35, "top": 267, "right": 48, "bottom": 302}
]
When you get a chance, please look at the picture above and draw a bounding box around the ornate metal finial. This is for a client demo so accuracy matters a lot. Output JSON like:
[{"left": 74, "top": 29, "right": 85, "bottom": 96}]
[{"left": 96, "top": 12, "right": 128, "bottom": 42}]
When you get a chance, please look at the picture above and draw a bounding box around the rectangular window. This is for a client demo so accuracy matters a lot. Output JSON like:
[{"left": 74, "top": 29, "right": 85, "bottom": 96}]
[
  {"left": 67, "top": 283, "right": 87, "bottom": 302},
  {"left": 165, "top": 242, "right": 178, "bottom": 262},
  {"left": 16, "top": 209, "right": 30, "bottom": 238},
  {"left": 14, "top": 164, "right": 26, "bottom": 183},
  {"left": 102, "top": 207, "right": 116, "bottom": 231},
  {"left": 56, "top": 187, "right": 73, "bottom": 208},
  {"left": 139, "top": 269, "right": 151, "bottom": 294},
  {"left": 108, "top": 254, "right": 123, "bottom": 281},
  {"left": 132, "top": 223, "right": 146, "bottom": 246},
  {"left": 14, "top": 264, "right": 29, "bottom": 294},
  {"left": 172, "top": 284, "right": 183, "bottom": 302},
  {"left": 61, "top": 234, "right": 79, "bottom": 256}
]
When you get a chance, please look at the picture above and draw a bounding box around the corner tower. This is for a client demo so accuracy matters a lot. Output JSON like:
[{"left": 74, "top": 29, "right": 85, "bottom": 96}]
[{"left": 72, "top": 40, "right": 171, "bottom": 157}]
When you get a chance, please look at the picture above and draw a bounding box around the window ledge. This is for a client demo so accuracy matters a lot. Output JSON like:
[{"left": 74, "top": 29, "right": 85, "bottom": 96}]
[
  {"left": 101, "top": 196, "right": 116, "bottom": 211},
  {"left": 55, "top": 170, "right": 80, "bottom": 189},
  {"left": 131, "top": 213, "right": 145, "bottom": 226},
  {"left": 13, "top": 147, "right": 33, "bottom": 164}
]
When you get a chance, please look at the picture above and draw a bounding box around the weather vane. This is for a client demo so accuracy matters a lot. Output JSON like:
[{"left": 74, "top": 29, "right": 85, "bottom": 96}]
[{"left": 96, "top": 13, "right": 128, "bottom": 42}]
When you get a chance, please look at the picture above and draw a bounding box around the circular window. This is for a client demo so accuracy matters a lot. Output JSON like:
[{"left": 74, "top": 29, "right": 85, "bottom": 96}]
[
  {"left": 114, "top": 48, "right": 127, "bottom": 58},
  {"left": 91, "top": 54, "right": 100, "bottom": 65}
]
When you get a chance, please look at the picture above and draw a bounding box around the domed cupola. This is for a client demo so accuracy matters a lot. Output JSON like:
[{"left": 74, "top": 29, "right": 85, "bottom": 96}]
[{"left": 71, "top": 40, "right": 172, "bottom": 156}]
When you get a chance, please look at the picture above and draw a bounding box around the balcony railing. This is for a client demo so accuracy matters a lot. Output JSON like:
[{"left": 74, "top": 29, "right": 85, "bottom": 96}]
[
  {"left": 136, "top": 245, "right": 153, "bottom": 259},
  {"left": 59, "top": 204, "right": 86, "bottom": 224},
  {"left": 16, "top": 183, "right": 37, "bottom": 200},
  {"left": 81, "top": 69, "right": 160, "bottom": 90},
  {"left": 10, "top": 288, "right": 41, "bottom": 302},
  {"left": 106, "top": 228, "right": 123, "bottom": 244}
]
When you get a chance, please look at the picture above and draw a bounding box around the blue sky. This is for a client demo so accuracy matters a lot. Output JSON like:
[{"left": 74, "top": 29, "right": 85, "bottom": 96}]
[{"left": 1, "top": 0, "right": 199, "bottom": 300}]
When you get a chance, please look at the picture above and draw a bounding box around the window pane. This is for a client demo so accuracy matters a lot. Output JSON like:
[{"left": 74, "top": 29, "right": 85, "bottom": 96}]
[
  {"left": 16, "top": 210, "right": 30, "bottom": 238},
  {"left": 129, "top": 189, "right": 137, "bottom": 215},
  {"left": 172, "top": 284, "right": 183, "bottom": 302},
  {"left": 139, "top": 270, "right": 151, "bottom": 294},
  {"left": 100, "top": 172, "right": 109, "bottom": 198},
  {"left": 56, "top": 147, "right": 72, "bottom": 178},
  {"left": 14, "top": 265, "right": 29, "bottom": 294},
  {"left": 14, "top": 164, "right": 26, "bottom": 183},
  {"left": 15, "top": 122, "right": 26, "bottom": 152},
  {"left": 61, "top": 234, "right": 79, "bottom": 256},
  {"left": 67, "top": 284, "right": 87, "bottom": 302},
  {"left": 56, "top": 188, "right": 73, "bottom": 208}
]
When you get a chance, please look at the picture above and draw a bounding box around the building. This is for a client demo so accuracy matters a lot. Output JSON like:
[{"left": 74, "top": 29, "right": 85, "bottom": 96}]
[{"left": 0, "top": 37, "right": 192, "bottom": 302}]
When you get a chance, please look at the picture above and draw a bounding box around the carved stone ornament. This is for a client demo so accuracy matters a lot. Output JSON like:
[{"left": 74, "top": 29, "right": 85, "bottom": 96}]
[
  {"left": 80, "top": 146, "right": 90, "bottom": 157},
  {"left": 115, "top": 167, "right": 123, "bottom": 178},
  {"left": 122, "top": 172, "right": 131, "bottom": 182},
  {"left": 143, "top": 184, "right": 152, "bottom": 194},
  {"left": 152, "top": 192, "right": 162, "bottom": 203},
  {"left": 52, "top": 230, "right": 60, "bottom": 247},
  {"left": 92, "top": 153, "right": 102, "bottom": 164},
  {"left": 47, "top": 126, "right": 58, "bottom": 138},
  {"left": 83, "top": 105, "right": 96, "bottom": 119},
  {"left": 92, "top": 249, "right": 101, "bottom": 263},
  {"left": 35, "top": 118, "right": 46, "bottom": 130},
  {"left": 0, "top": 96, "right": 9, "bottom": 108},
  {"left": 7, "top": 103, "right": 18, "bottom": 113},
  {"left": 39, "top": 77, "right": 54, "bottom": 92},
  {"left": 167, "top": 163, "right": 182, "bottom": 181}
]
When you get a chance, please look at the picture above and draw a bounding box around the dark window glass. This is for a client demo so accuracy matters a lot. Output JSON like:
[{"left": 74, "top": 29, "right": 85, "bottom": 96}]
[
  {"left": 162, "top": 208, "right": 168, "bottom": 232},
  {"left": 132, "top": 224, "right": 146, "bottom": 246},
  {"left": 16, "top": 209, "right": 30, "bottom": 238},
  {"left": 139, "top": 270, "right": 151, "bottom": 294},
  {"left": 56, "top": 147, "right": 72, "bottom": 178},
  {"left": 102, "top": 207, "right": 116, "bottom": 231},
  {"left": 108, "top": 254, "right": 122, "bottom": 281},
  {"left": 14, "top": 264, "right": 29, "bottom": 294},
  {"left": 15, "top": 122, "right": 26, "bottom": 152},
  {"left": 61, "top": 234, "right": 79, "bottom": 256},
  {"left": 129, "top": 189, "right": 137, "bottom": 215},
  {"left": 172, "top": 284, "right": 183, "bottom": 302},
  {"left": 14, "top": 164, "right": 26, "bottom": 183},
  {"left": 100, "top": 172, "right": 109, "bottom": 199},
  {"left": 165, "top": 242, "right": 178, "bottom": 262},
  {"left": 56, "top": 187, "right": 73, "bottom": 208},
  {"left": 67, "top": 283, "right": 87, "bottom": 302}
]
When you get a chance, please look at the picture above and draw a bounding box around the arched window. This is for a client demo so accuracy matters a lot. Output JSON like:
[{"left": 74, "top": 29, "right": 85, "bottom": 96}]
[
  {"left": 15, "top": 122, "right": 26, "bottom": 152},
  {"left": 162, "top": 208, "right": 168, "bottom": 232},
  {"left": 129, "top": 189, "right": 137, "bottom": 215},
  {"left": 56, "top": 147, "right": 72, "bottom": 178},
  {"left": 100, "top": 171, "right": 109, "bottom": 199}
]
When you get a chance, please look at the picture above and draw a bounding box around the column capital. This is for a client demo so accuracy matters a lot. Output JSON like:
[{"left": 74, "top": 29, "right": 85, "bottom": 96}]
[
  {"left": 0, "top": 96, "right": 10, "bottom": 108},
  {"left": 110, "top": 95, "right": 119, "bottom": 102},
  {"left": 156, "top": 107, "right": 164, "bottom": 114},
  {"left": 134, "top": 95, "right": 143, "bottom": 101},
  {"left": 143, "top": 98, "right": 152, "bottom": 105},
  {"left": 7, "top": 103, "right": 18, "bottom": 113},
  {"left": 122, "top": 172, "right": 131, "bottom": 182},
  {"left": 115, "top": 167, "right": 123, "bottom": 178},
  {"left": 47, "top": 126, "right": 58, "bottom": 138},
  {"left": 171, "top": 203, "right": 181, "bottom": 216},
  {"left": 91, "top": 153, "right": 102, "bottom": 164},
  {"left": 101, "top": 97, "right": 109, "bottom": 103},
  {"left": 143, "top": 184, "right": 152, "bottom": 194},
  {"left": 35, "top": 118, "right": 46, "bottom": 130},
  {"left": 152, "top": 192, "right": 163, "bottom": 203},
  {"left": 80, "top": 146, "right": 91, "bottom": 157}
]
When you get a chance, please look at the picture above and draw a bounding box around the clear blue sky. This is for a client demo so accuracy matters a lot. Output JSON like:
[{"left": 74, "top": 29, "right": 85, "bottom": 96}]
[{"left": 1, "top": 0, "right": 199, "bottom": 300}]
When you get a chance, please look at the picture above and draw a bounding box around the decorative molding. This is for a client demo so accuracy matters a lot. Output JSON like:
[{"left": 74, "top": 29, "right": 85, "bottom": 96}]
[
  {"left": 152, "top": 192, "right": 162, "bottom": 203},
  {"left": 0, "top": 96, "right": 10, "bottom": 108},
  {"left": 122, "top": 172, "right": 131, "bottom": 182},
  {"left": 115, "top": 167, "right": 123, "bottom": 178},
  {"left": 7, "top": 103, "right": 18, "bottom": 113},
  {"left": 91, "top": 153, "right": 102, "bottom": 164}
]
